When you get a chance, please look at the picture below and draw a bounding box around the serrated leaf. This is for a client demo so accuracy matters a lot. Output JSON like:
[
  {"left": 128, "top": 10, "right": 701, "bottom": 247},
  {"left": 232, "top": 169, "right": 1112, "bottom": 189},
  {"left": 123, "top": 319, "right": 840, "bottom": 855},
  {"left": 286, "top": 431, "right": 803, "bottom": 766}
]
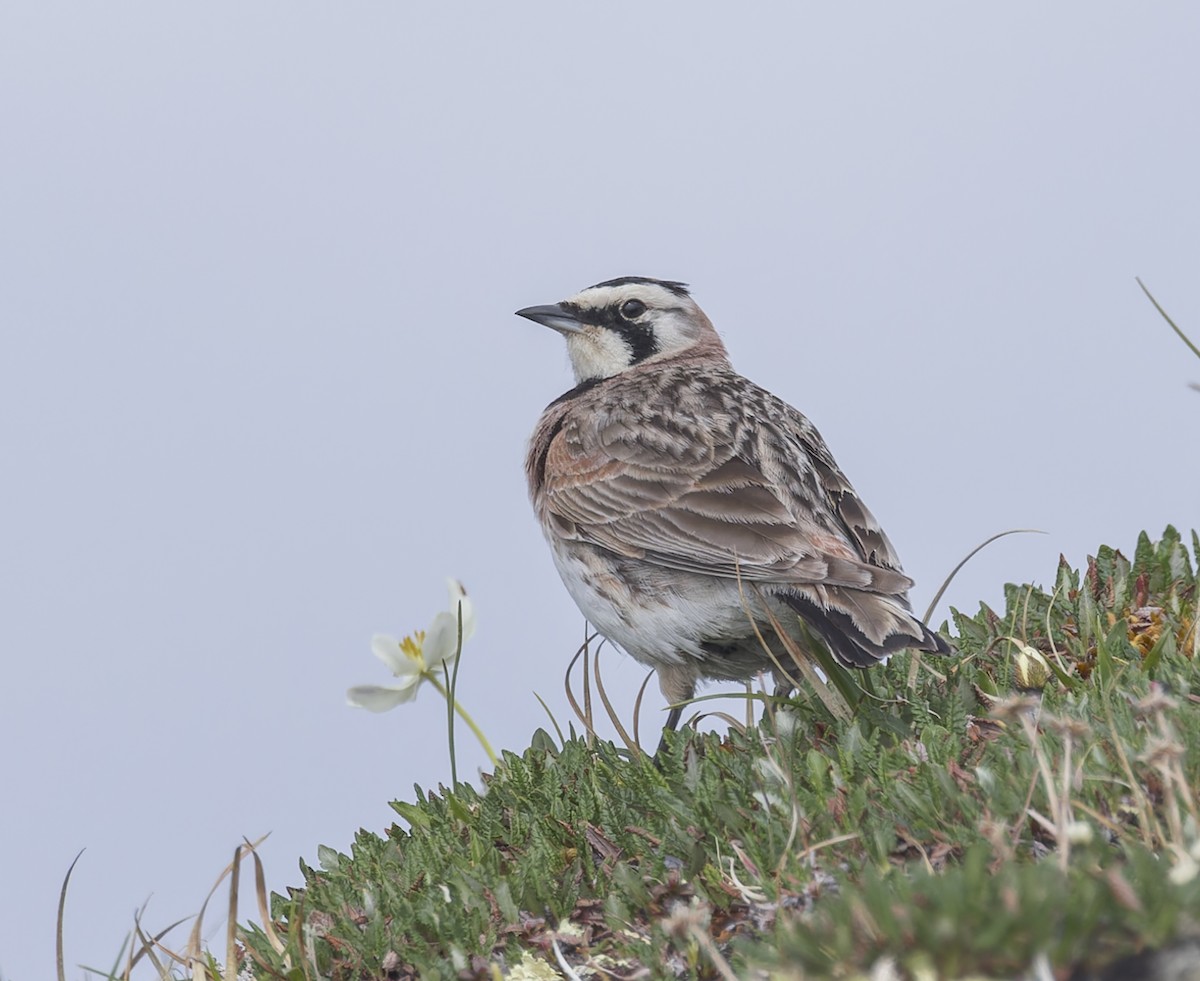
[
  {"left": 391, "top": 800, "right": 432, "bottom": 830},
  {"left": 316, "top": 844, "right": 341, "bottom": 872}
]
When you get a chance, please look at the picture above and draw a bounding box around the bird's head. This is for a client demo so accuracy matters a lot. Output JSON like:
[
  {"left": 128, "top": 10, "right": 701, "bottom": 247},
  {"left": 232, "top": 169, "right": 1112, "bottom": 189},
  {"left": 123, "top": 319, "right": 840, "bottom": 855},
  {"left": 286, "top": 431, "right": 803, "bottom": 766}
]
[{"left": 516, "top": 277, "right": 728, "bottom": 384}]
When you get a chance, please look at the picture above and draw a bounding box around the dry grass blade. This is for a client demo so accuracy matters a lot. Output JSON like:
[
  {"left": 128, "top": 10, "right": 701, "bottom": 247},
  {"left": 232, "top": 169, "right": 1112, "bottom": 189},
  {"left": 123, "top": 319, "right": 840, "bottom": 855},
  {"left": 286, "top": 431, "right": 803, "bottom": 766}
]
[
  {"left": 796, "top": 831, "right": 863, "bottom": 863},
  {"left": 632, "top": 669, "right": 654, "bottom": 753},
  {"left": 57, "top": 848, "right": 85, "bottom": 981},
  {"left": 1137, "top": 276, "right": 1200, "bottom": 361},
  {"left": 247, "top": 838, "right": 286, "bottom": 956},
  {"left": 734, "top": 570, "right": 801, "bottom": 696},
  {"left": 130, "top": 908, "right": 180, "bottom": 980},
  {"left": 563, "top": 630, "right": 597, "bottom": 742},
  {"left": 97, "top": 901, "right": 190, "bottom": 980},
  {"left": 582, "top": 633, "right": 594, "bottom": 741},
  {"left": 241, "top": 938, "right": 295, "bottom": 981},
  {"left": 592, "top": 640, "right": 641, "bottom": 758},
  {"left": 551, "top": 938, "right": 586, "bottom": 981},
  {"left": 183, "top": 833, "right": 271, "bottom": 976},
  {"left": 733, "top": 568, "right": 856, "bottom": 720},
  {"left": 532, "top": 690, "right": 566, "bottom": 746},
  {"left": 907, "top": 528, "right": 1045, "bottom": 688},
  {"left": 755, "top": 594, "right": 853, "bottom": 722},
  {"left": 922, "top": 528, "right": 1046, "bottom": 625},
  {"left": 226, "top": 843, "right": 244, "bottom": 981},
  {"left": 701, "top": 711, "right": 747, "bottom": 734}
]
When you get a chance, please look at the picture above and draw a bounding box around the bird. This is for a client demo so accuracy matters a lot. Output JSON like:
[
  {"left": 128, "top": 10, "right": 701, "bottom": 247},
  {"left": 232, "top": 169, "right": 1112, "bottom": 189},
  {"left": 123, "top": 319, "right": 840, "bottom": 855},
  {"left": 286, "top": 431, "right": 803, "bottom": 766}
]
[{"left": 517, "top": 276, "right": 951, "bottom": 748}]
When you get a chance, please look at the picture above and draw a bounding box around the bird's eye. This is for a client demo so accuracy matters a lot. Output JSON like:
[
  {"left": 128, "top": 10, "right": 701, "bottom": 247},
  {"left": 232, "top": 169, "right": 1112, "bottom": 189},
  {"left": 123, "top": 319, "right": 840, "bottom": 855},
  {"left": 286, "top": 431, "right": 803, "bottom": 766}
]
[{"left": 620, "top": 299, "right": 647, "bottom": 320}]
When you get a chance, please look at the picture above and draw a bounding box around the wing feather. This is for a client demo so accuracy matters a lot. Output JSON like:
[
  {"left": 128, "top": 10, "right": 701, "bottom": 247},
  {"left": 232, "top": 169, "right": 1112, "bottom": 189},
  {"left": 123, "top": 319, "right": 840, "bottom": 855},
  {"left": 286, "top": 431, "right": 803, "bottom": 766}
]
[{"left": 539, "top": 383, "right": 913, "bottom": 596}]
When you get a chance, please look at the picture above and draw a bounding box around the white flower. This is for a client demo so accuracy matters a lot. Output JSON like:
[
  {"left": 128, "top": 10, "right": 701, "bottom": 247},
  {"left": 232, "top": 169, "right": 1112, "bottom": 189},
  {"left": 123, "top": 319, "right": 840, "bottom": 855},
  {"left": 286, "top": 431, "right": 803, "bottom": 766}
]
[
  {"left": 1013, "top": 643, "right": 1051, "bottom": 691},
  {"left": 1168, "top": 850, "right": 1198, "bottom": 886},
  {"left": 347, "top": 579, "right": 475, "bottom": 712}
]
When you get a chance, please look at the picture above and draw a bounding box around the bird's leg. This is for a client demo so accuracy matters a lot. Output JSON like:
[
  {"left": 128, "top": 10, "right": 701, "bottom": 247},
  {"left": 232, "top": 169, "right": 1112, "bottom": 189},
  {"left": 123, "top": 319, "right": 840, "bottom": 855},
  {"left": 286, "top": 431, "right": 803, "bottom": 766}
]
[
  {"left": 654, "top": 664, "right": 694, "bottom": 761},
  {"left": 655, "top": 704, "right": 684, "bottom": 758},
  {"left": 767, "top": 666, "right": 796, "bottom": 720},
  {"left": 771, "top": 676, "right": 795, "bottom": 700}
]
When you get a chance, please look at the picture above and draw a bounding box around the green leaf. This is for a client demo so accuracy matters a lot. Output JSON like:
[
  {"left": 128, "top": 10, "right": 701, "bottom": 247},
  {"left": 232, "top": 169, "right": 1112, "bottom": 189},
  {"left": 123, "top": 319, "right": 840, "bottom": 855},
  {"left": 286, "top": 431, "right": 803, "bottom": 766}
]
[{"left": 391, "top": 800, "right": 432, "bottom": 830}]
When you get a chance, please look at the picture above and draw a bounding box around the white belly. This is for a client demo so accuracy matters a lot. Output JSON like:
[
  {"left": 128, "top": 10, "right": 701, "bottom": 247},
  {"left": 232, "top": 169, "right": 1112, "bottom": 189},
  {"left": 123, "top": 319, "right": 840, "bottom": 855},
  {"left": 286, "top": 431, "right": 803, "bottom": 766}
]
[{"left": 549, "top": 539, "right": 776, "bottom": 675}]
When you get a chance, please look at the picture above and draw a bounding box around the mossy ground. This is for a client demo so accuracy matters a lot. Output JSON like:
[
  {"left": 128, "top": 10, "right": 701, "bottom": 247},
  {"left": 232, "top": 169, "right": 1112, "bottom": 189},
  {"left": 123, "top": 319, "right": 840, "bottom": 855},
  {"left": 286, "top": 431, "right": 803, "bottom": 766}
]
[{"left": 239, "top": 528, "right": 1200, "bottom": 980}]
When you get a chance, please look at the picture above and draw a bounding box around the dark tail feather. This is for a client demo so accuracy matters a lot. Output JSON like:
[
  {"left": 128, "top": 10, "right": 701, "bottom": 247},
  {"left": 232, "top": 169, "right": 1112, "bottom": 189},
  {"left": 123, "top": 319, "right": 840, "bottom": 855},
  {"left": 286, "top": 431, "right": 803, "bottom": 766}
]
[{"left": 780, "top": 588, "right": 953, "bottom": 669}]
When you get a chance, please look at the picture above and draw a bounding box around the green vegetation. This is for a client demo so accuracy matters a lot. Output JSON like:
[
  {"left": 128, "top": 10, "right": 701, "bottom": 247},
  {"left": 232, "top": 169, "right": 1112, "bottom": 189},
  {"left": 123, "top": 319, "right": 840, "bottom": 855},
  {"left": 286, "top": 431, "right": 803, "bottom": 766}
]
[
  {"left": 227, "top": 528, "right": 1200, "bottom": 980},
  {"left": 63, "top": 276, "right": 1196, "bottom": 981}
]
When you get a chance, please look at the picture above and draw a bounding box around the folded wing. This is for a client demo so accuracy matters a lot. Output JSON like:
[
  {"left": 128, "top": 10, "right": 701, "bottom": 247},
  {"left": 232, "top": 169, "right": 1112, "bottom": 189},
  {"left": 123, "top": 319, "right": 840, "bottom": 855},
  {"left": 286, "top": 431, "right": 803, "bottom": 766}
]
[{"left": 539, "top": 395, "right": 914, "bottom": 598}]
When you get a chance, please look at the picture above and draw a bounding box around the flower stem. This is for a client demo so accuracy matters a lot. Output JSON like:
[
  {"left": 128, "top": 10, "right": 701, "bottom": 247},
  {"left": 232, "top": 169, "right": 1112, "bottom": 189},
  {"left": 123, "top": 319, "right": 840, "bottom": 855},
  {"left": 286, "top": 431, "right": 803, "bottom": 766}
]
[{"left": 428, "top": 676, "right": 498, "bottom": 765}]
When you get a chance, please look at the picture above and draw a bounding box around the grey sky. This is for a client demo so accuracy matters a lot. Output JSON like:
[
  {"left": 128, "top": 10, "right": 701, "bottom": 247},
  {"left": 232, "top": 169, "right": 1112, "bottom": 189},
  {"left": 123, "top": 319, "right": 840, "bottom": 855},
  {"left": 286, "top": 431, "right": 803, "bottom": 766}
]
[{"left": 2, "top": 4, "right": 1198, "bottom": 978}]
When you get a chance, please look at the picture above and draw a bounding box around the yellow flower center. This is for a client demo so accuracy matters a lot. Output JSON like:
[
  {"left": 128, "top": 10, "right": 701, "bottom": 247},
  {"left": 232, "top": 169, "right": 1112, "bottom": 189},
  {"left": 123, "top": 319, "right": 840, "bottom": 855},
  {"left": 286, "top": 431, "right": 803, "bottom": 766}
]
[{"left": 399, "top": 630, "right": 426, "bottom": 666}]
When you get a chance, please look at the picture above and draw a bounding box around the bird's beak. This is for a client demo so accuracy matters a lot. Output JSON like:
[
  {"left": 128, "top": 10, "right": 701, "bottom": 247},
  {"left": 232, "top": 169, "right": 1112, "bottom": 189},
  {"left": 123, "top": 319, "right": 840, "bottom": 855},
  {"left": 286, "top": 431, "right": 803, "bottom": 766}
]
[{"left": 515, "top": 303, "right": 584, "bottom": 335}]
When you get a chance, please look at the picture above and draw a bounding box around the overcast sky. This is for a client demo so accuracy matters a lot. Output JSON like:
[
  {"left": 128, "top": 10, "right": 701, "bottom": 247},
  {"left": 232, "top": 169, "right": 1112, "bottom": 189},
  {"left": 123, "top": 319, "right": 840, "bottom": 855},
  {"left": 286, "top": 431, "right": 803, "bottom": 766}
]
[{"left": 2, "top": 4, "right": 1198, "bottom": 979}]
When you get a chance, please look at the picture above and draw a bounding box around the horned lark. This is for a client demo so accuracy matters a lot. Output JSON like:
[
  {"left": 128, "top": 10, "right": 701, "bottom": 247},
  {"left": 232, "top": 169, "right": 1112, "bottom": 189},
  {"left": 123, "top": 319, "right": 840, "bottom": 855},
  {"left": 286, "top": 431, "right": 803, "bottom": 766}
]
[{"left": 518, "top": 276, "right": 951, "bottom": 742}]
